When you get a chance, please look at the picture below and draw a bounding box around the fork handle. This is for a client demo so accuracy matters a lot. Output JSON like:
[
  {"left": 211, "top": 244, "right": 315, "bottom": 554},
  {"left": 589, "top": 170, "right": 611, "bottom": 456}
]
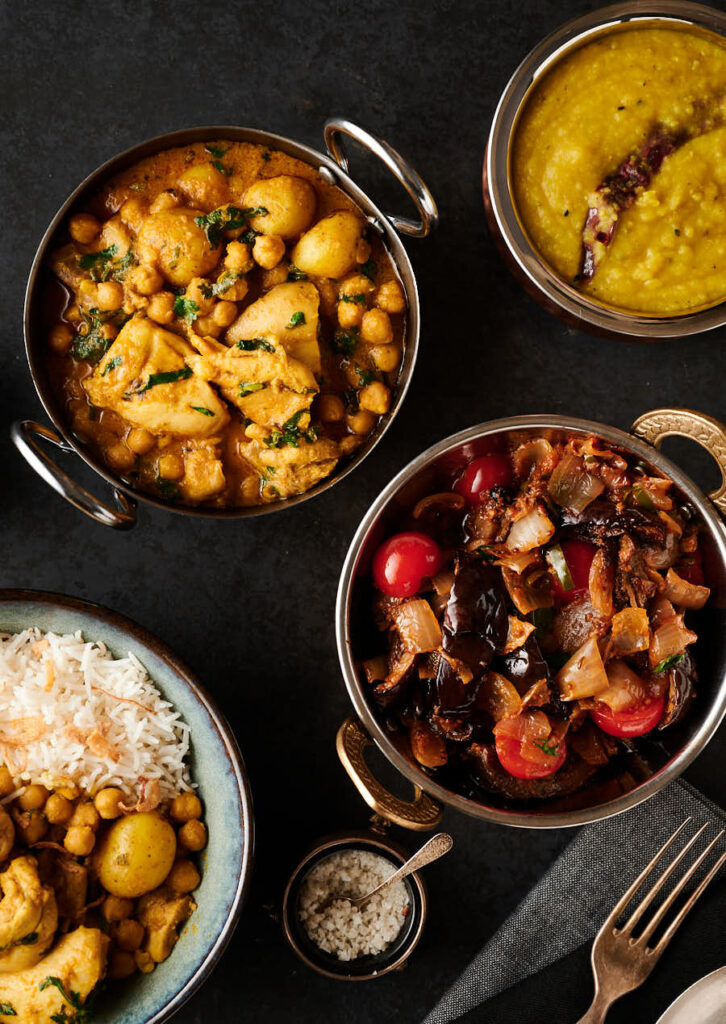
[{"left": 575, "top": 989, "right": 614, "bottom": 1024}]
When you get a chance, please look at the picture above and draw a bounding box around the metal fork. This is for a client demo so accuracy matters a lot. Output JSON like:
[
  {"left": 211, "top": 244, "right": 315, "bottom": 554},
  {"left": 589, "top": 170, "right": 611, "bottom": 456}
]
[{"left": 576, "top": 818, "right": 725, "bottom": 1023}]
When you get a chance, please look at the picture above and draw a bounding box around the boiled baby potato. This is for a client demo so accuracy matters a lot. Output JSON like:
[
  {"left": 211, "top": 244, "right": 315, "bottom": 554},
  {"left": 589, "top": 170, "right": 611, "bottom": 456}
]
[
  {"left": 137, "top": 207, "right": 220, "bottom": 287},
  {"left": 291, "top": 211, "right": 364, "bottom": 279},
  {"left": 243, "top": 175, "right": 316, "bottom": 239},
  {"left": 226, "top": 280, "right": 321, "bottom": 374},
  {"left": 95, "top": 812, "right": 176, "bottom": 898},
  {"left": 177, "top": 162, "right": 230, "bottom": 211}
]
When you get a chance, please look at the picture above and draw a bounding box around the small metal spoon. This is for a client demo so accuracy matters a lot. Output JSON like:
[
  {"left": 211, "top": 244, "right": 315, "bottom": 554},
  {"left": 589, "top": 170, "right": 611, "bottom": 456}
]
[{"left": 319, "top": 832, "right": 453, "bottom": 913}]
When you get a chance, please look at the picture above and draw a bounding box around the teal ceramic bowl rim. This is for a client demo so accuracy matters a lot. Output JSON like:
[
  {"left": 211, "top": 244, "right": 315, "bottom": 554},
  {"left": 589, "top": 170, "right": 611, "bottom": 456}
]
[{"left": 0, "top": 588, "right": 254, "bottom": 1024}]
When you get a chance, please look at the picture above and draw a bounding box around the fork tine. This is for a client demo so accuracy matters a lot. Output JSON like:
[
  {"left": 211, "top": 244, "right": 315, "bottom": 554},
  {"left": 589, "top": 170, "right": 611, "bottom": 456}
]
[
  {"left": 652, "top": 849, "right": 726, "bottom": 954},
  {"left": 600, "top": 817, "right": 691, "bottom": 932},
  {"left": 620, "top": 822, "right": 709, "bottom": 935},
  {"left": 637, "top": 829, "right": 724, "bottom": 947}
]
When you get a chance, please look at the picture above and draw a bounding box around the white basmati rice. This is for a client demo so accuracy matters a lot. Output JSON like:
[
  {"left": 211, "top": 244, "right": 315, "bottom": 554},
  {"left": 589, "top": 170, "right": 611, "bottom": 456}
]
[{"left": 0, "top": 628, "right": 193, "bottom": 800}]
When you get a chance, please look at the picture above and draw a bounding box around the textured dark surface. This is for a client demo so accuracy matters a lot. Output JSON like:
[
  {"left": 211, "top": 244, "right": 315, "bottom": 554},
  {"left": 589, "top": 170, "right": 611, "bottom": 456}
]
[{"left": 1, "top": 2, "right": 725, "bottom": 1022}]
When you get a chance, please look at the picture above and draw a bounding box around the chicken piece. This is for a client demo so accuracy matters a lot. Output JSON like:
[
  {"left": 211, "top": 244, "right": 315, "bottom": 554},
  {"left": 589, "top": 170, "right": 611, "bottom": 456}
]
[
  {"left": 225, "top": 281, "right": 321, "bottom": 375},
  {"left": 178, "top": 443, "right": 226, "bottom": 503},
  {"left": 188, "top": 334, "right": 318, "bottom": 428},
  {"left": 0, "top": 927, "right": 107, "bottom": 1022},
  {"left": 137, "top": 886, "right": 195, "bottom": 963},
  {"left": 0, "top": 857, "right": 58, "bottom": 974},
  {"left": 84, "top": 318, "right": 229, "bottom": 437},
  {"left": 239, "top": 430, "right": 340, "bottom": 501},
  {"left": 49, "top": 243, "right": 89, "bottom": 294},
  {"left": 0, "top": 807, "right": 14, "bottom": 861}
]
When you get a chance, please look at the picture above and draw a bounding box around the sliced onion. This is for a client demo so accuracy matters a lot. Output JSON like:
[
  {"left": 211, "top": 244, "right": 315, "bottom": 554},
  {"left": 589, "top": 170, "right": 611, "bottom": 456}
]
[
  {"left": 478, "top": 671, "right": 522, "bottom": 722},
  {"left": 650, "top": 595, "right": 676, "bottom": 630},
  {"left": 409, "top": 720, "right": 447, "bottom": 768},
  {"left": 548, "top": 453, "right": 605, "bottom": 513},
  {"left": 506, "top": 505, "right": 555, "bottom": 553},
  {"left": 597, "top": 660, "right": 649, "bottom": 712},
  {"left": 502, "top": 566, "right": 554, "bottom": 615},
  {"left": 520, "top": 678, "right": 551, "bottom": 710},
  {"left": 363, "top": 656, "right": 387, "bottom": 684},
  {"left": 659, "top": 510, "right": 683, "bottom": 537},
  {"left": 501, "top": 616, "right": 536, "bottom": 654},
  {"left": 649, "top": 614, "right": 697, "bottom": 668},
  {"left": 663, "top": 568, "right": 710, "bottom": 611},
  {"left": 432, "top": 569, "right": 455, "bottom": 596},
  {"left": 589, "top": 548, "right": 614, "bottom": 619},
  {"left": 632, "top": 477, "right": 673, "bottom": 511},
  {"left": 494, "top": 549, "right": 539, "bottom": 574},
  {"left": 512, "top": 438, "right": 556, "bottom": 480},
  {"left": 391, "top": 598, "right": 442, "bottom": 653},
  {"left": 555, "top": 634, "right": 609, "bottom": 700},
  {"left": 413, "top": 492, "right": 464, "bottom": 519},
  {"left": 610, "top": 607, "right": 650, "bottom": 655},
  {"left": 493, "top": 707, "right": 550, "bottom": 741}
]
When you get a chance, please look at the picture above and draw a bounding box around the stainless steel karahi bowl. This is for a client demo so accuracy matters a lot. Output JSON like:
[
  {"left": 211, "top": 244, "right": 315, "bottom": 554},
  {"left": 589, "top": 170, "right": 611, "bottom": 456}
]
[
  {"left": 336, "top": 408, "right": 726, "bottom": 829},
  {"left": 12, "top": 119, "right": 437, "bottom": 528},
  {"left": 483, "top": 1, "right": 726, "bottom": 340}
]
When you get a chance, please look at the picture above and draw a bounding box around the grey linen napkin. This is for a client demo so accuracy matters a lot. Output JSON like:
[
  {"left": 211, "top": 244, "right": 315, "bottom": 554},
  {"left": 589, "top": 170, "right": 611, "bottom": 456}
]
[{"left": 424, "top": 780, "right": 726, "bottom": 1024}]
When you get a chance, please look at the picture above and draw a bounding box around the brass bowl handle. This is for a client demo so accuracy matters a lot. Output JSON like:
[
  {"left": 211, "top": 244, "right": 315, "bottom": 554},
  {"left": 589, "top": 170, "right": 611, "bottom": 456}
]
[
  {"left": 631, "top": 408, "right": 726, "bottom": 517},
  {"left": 11, "top": 420, "right": 137, "bottom": 530},
  {"left": 324, "top": 118, "right": 439, "bottom": 238},
  {"left": 336, "top": 717, "right": 443, "bottom": 831}
]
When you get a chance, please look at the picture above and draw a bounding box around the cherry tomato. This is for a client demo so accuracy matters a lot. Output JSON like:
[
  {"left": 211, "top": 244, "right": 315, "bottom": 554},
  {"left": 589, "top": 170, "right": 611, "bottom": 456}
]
[
  {"left": 455, "top": 455, "right": 513, "bottom": 505},
  {"left": 372, "top": 531, "right": 443, "bottom": 598},
  {"left": 591, "top": 695, "right": 665, "bottom": 738},
  {"left": 551, "top": 539, "right": 597, "bottom": 604},
  {"left": 494, "top": 731, "right": 567, "bottom": 779}
]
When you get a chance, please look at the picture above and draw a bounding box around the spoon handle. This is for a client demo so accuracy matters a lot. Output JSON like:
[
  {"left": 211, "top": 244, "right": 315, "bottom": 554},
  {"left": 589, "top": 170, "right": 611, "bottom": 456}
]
[{"left": 359, "top": 832, "right": 453, "bottom": 905}]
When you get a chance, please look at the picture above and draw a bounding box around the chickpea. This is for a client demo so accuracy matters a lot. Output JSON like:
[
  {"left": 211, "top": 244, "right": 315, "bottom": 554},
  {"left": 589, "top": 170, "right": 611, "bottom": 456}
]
[
  {"left": 339, "top": 274, "right": 374, "bottom": 300},
  {"left": 355, "top": 237, "right": 372, "bottom": 264},
  {"left": 211, "top": 299, "right": 238, "bottom": 328},
  {"left": 317, "top": 394, "right": 346, "bottom": 423},
  {"left": 64, "top": 825, "right": 95, "bottom": 856},
  {"left": 339, "top": 434, "right": 362, "bottom": 456},
  {"left": 49, "top": 323, "right": 75, "bottom": 355},
  {"left": 18, "top": 784, "right": 49, "bottom": 812},
  {"left": 260, "top": 262, "right": 289, "bottom": 289},
  {"left": 193, "top": 315, "right": 221, "bottom": 338},
  {"left": 358, "top": 381, "right": 391, "bottom": 416},
  {"left": 129, "top": 264, "right": 163, "bottom": 296},
  {"left": 102, "top": 895, "right": 134, "bottom": 923},
  {"left": 157, "top": 453, "right": 185, "bottom": 481},
  {"left": 346, "top": 409, "right": 377, "bottom": 435},
  {"left": 115, "top": 918, "right": 145, "bottom": 952},
  {"left": 253, "top": 234, "right": 286, "bottom": 269},
  {"left": 106, "top": 442, "right": 136, "bottom": 474},
  {"left": 360, "top": 308, "right": 393, "bottom": 346},
  {"left": 170, "top": 792, "right": 202, "bottom": 823},
  {"left": 45, "top": 793, "right": 74, "bottom": 825},
  {"left": 375, "top": 278, "right": 406, "bottom": 314},
  {"left": 95, "top": 280, "right": 124, "bottom": 311},
  {"left": 65, "top": 304, "right": 82, "bottom": 324},
  {"left": 224, "top": 241, "right": 254, "bottom": 274},
  {"left": 0, "top": 766, "right": 14, "bottom": 797},
  {"left": 108, "top": 950, "right": 137, "bottom": 980},
  {"left": 69, "top": 212, "right": 101, "bottom": 245},
  {"left": 149, "top": 190, "right": 180, "bottom": 214},
  {"left": 78, "top": 279, "right": 98, "bottom": 306},
  {"left": 217, "top": 276, "right": 248, "bottom": 302},
  {"left": 186, "top": 277, "right": 215, "bottom": 314},
  {"left": 178, "top": 819, "right": 207, "bottom": 852},
  {"left": 99, "top": 322, "right": 118, "bottom": 343},
  {"left": 119, "top": 197, "right": 146, "bottom": 232},
  {"left": 135, "top": 949, "right": 155, "bottom": 974},
  {"left": 58, "top": 783, "right": 80, "bottom": 801},
  {"left": 126, "top": 428, "right": 156, "bottom": 456},
  {"left": 70, "top": 801, "right": 100, "bottom": 831},
  {"left": 166, "top": 858, "right": 201, "bottom": 894},
  {"left": 94, "top": 787, "right": 125, "bottom": 820},
  {"left": 15, "top": 811, "right": 47, "bottom": 845},
  {"left": 369, "top": 343, "right": 401, "bottom": 373},
  {"left": 147, "top": 291, "right": 176, "bottom": 325},
  {"left": 337, "top": 300, "right": 364, "bottom": 329}
]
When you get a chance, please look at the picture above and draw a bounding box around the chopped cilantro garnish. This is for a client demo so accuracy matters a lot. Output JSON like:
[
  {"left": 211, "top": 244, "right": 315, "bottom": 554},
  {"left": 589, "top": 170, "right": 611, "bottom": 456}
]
[
  {"left": 285, "top": 311, "right": 306, "bottom": 329},
  {"left": 156, "top": 475, "right": 181, "bottom": 501},
  {"left": 0, "top": 1003, "right": 16, "bottom": 1015},
  {"left": 211, "top": 158, "right": 233, "bottom": 177},
  {"left": 200, "top": 271, "right": 239, "bottom": 299},
  {"left": 265, "top": 409, "right": 318, "bottom": 448},
  {"left": 190, "top": 405, "right": 214, "bottom": 416},
  {"left": 237, "top": 337, "right": 275, "bottom": 352},
  {"left": 654, "top": 653, "right": 685, "bottom": 674},
  {"left": 355, "top": 364, "right": 376, "bottom": 386},
  {"left": 342, "top": 293, "right": 367, "bottom": 305},
  {"left": 19, "top": 931, "right": 38, "bottom": 945},
  {"left": 194, "top": 206, "right": 268, "bottom": 247},
  {"left": 262, "top": 150, "right": 271, "bottom": 162},
  {"left": 141, "top": 367, "right": 193, "bottom": 391},
  {"left": 287, "top": 265, "right": 307, "bottom": 282},
  {"left": 79, "top": 244, "right": 117, "bottom": 274},
  {"left": 101, "top": 356, "right": 122, "bottom": 376},
  {"left": 261, "top": 465, "right": 276, "bottom": 481},
  {"left": 173, "top": 296, "right": 200, "bottom": 324},
  {"left": 79, "top": 244, "right": 135, "bottom": 282},
  {"left": 72, "top": 310, "right": 114, "bottom": 365},
  {"left": 359, "top": 259, "right": 376, "bottom": 282},
  {"left": 205, "top": 144, "right": 227, "bottom": 158},
  {"left": 330, "top": 328, "right": 358, "bottom": 355},
  {"left": 239, "top": 381, "right": 266, "bottom": 397},
  {"left": 533, "top": 738, "right": 560, "bottom": 756}
]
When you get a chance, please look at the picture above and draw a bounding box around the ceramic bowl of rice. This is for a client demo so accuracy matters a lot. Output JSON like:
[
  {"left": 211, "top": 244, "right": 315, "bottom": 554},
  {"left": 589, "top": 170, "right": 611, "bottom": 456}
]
[{"left": 0, "top": 589, "right": 253, "bottom": 1024}]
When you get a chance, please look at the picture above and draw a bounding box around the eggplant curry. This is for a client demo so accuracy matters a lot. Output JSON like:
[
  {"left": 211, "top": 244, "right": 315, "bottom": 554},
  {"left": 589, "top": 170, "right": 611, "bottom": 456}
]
[
  {"left": 45, "top": 141, "right": 406, "bottom": 507},
  {"left": 362, "top": 435, "right": 711, "bottom": 804}
]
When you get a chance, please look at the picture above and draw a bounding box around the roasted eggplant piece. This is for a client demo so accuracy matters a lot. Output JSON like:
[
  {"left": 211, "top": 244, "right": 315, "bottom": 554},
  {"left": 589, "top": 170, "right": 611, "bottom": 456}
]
[
  {"left": 659, "top": 650, "right": 697, "bottom": 729},
  {"left": 560, "top": 499, "right": 666, "bottom": 545},
  {"left": 466, "top": 743, "right": 598, "bottom": 800}
]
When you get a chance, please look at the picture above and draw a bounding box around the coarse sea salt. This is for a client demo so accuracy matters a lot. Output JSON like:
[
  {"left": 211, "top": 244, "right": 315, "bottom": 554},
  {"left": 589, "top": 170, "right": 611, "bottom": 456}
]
[
  {"left": 298, "top": 849, "right": 410, "bottom": 961},
  {"left": 0, "top": 628, "right": 193, "bottom": 800}
]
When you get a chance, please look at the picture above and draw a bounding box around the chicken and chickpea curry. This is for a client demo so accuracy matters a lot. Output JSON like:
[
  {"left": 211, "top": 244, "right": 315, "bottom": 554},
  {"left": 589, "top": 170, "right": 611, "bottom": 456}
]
[
  {"left": 363, "top": 435, "right": 711, "bottom": 805},
  {"left": 46, "top": 141, "right": 406, "bottom": 507}
]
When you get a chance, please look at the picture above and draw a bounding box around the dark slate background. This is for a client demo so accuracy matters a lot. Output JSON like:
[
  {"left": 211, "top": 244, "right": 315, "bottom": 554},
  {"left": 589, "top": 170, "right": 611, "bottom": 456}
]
[{"left": 2, "top": 2, "right": 725, "bottom": 1021}]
